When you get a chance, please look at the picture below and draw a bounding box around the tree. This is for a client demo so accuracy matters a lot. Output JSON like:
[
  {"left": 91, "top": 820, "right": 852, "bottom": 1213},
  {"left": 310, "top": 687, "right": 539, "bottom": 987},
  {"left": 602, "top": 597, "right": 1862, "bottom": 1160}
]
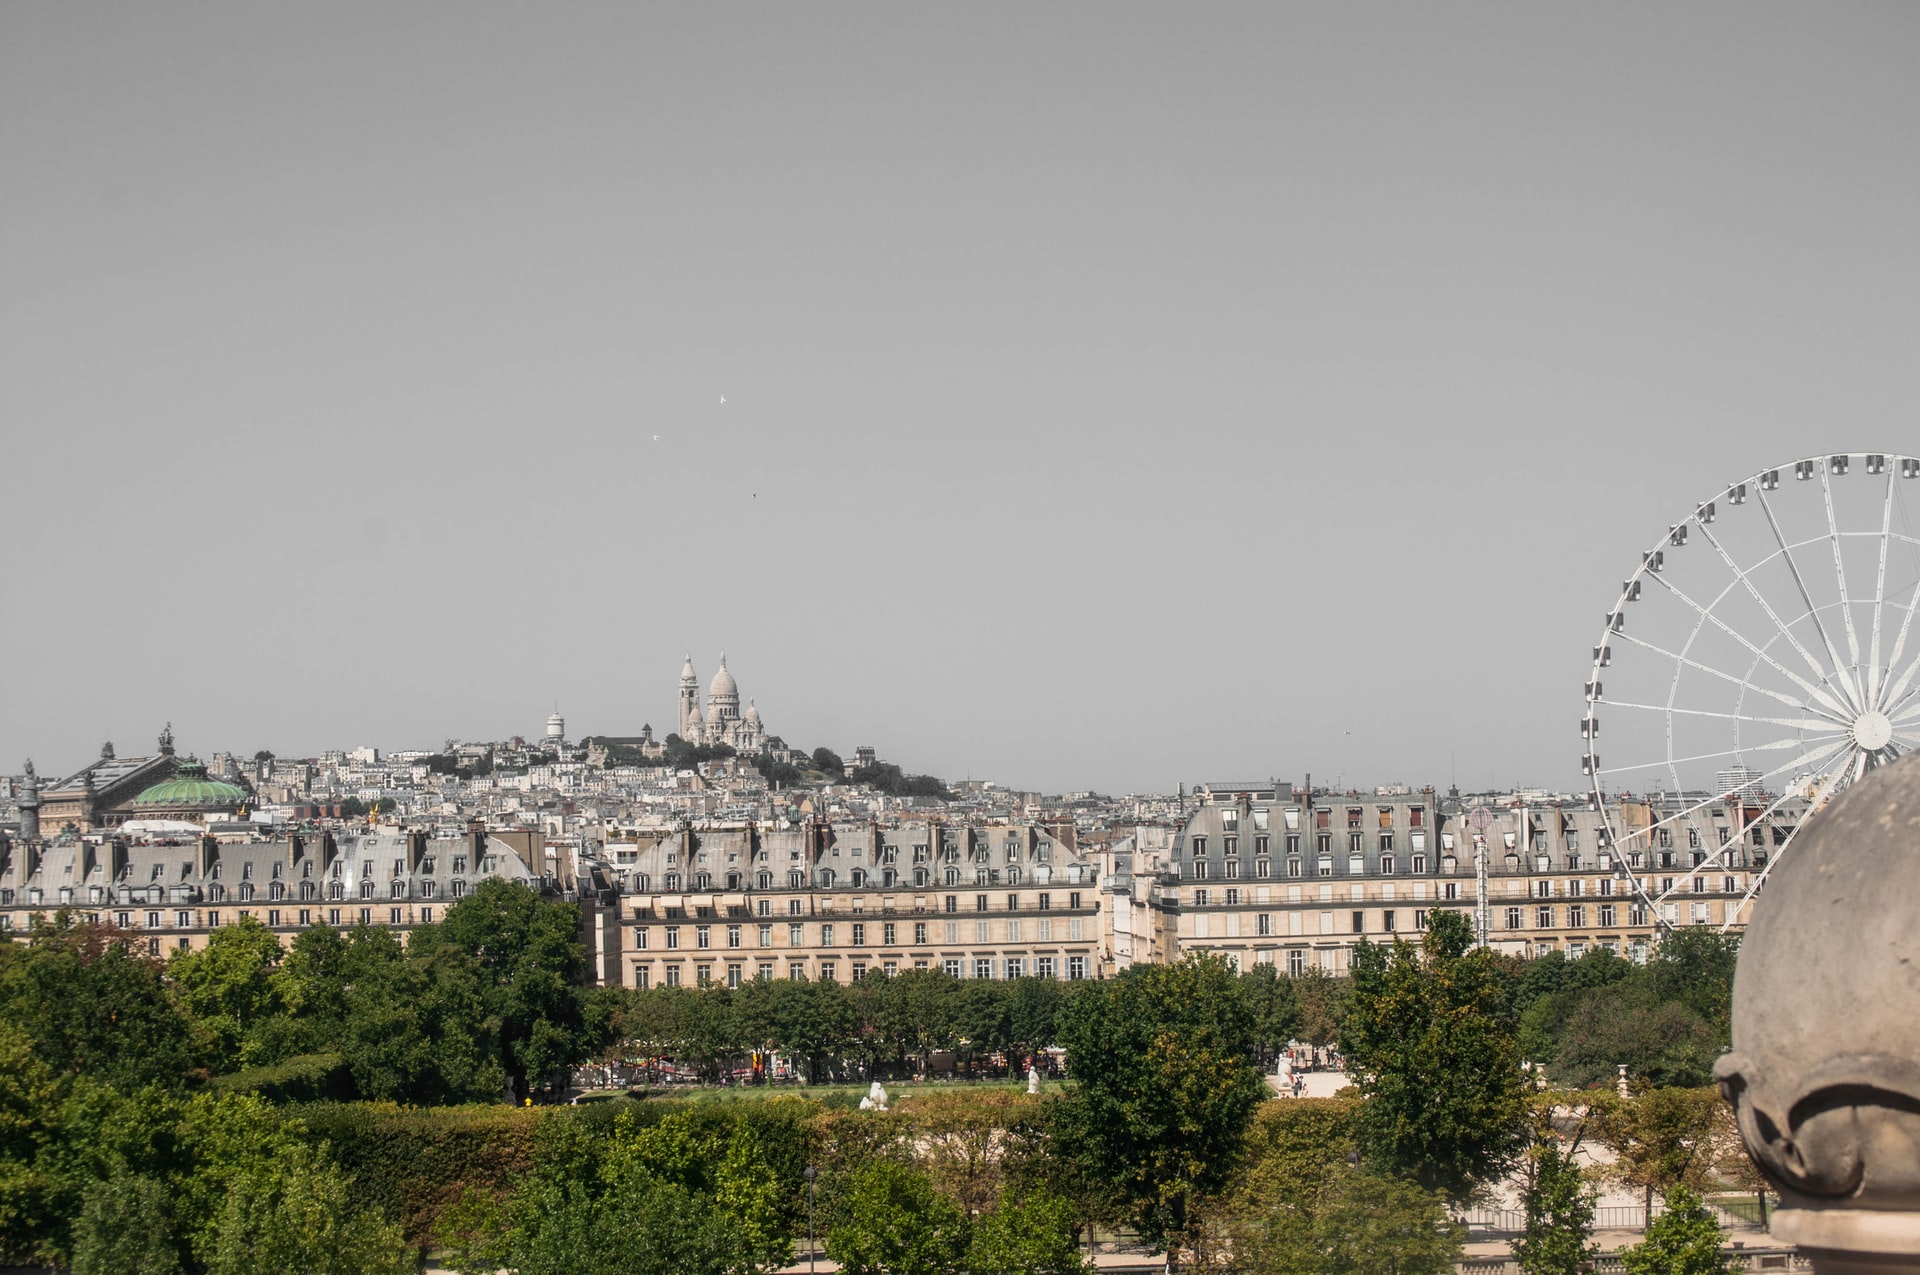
[
  {"left": 69, "top": 1171, "right": 185, "bottom": 1275},
  {"left": 408, "top": 879, "right": 601, "bottom": 1099},
  {"left": 0, "top": 915, "right": 197, "bottom": 1093},
  {"left": 968, "top": 1185, "right": 1092, "bottom": 1275},
  {"left": 205, "top": 1142, "right": 413, "bottom": 1275},
  {"left": 825, "top": 1159, "right": 970, "bottom": 1275},
  {"left": 812, "top": 747, "right": 845, "bottom": 776},
  {"left": 1236, "top": 961, "right": 1301, "bottom": 1065},
  {"left": 1341, "top": 911, "right": 1525, "bottom": 1198},
  {"left": 168, "top": 918, "right": 287, "bottom": 1071},
  {"left": 1053, "top": 954, "right": 1265, "bottom": 1262},
  {"left": 1589, "top": 1087, "right": 1727, "bottom": 1216},
  {"left": 1620, "top": 1187, "right": 1734, "bottom": 1275},
  {"left": 1513, "top": 1140, "right": 1596, "bottom": 1275},
  {"left": 1292, "top": 966, "right": 1346, "bottom": 1052},
  {"left": 1310, "top": 1170, "right": 1464, "bottom": 1275}
]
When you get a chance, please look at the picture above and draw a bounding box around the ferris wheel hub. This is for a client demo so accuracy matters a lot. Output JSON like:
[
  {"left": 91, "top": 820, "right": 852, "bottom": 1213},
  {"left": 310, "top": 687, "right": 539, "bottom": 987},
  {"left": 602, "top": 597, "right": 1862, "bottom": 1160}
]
[{"left": 1852, "top": 711, "right": 1894, "bottom": 752}]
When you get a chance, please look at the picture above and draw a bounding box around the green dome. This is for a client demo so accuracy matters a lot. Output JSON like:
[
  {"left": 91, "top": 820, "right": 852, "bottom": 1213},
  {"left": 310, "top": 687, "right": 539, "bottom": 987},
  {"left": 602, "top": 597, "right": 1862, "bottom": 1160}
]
[{"left": 132, "top": 764, "right": 248, "bottom": 810}]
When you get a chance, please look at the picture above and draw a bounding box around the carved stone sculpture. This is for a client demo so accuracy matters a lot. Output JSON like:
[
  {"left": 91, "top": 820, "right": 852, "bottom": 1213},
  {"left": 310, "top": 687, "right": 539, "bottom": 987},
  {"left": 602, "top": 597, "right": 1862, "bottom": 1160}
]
[{"left": 1716, "top": 751, "right": 1920, "bottom": 1273}]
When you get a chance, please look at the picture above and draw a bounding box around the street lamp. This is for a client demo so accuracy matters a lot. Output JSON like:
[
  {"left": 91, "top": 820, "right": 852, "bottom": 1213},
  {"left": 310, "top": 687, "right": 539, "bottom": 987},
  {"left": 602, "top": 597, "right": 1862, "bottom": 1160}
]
[{"left": 804, "top": 1164, "right": 818, "bottom": 1272}]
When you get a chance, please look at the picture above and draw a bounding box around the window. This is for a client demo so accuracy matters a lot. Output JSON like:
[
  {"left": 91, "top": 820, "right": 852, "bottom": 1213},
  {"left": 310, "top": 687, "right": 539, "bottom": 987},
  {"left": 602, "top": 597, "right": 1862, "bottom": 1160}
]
[
  {"left": 697, "top": 925, "right": 711, "bottom": 948},
  {"left": 1411, "top": 854, "right": 1426, "bottom": 874},
  {"left": 1223, "top": 836, "right": 1238, "bottom": 856},
  {"left": 758, "top": 924, "right": 772, "bottom": 946},
  {"left": 1506, "top": 907, "right": 1524, "bottom": 930},
  {"left": 944, "top": 959, "right": 962, "bottom": 977},
  {"left": 1443, "top": 882, "right": 1458, "bottom": 900},
  {"left": 1194, "top": 860, "right": 1210, "bottom": 880},
  {"left": 727, "top": 964, "right": 743, "bottom": 989},
  {"left": 1005, "top": 958, "right": 1025, "bottom": 979},
  {"left": 1038, "top": 893, "right": 1051, "bottom": 910},
  {"left": 666, "top": 926, "right": 681, "bottom": 949},
  {"left": 789, "top": 899, "right": 803, "bottom": 916},
  {"left": 820, "top": 961, "right": 837, "bottom": 983},
  {"left": 1351, "top": 911, "right": 1364, "bottom": 934},
  {"left": 1599, "top": 903, "right": 1617, "bottom": 927},
  {"left": 1067, "top": 956, "right": 1087, "bottom": 980},
  {"left": 789, "top": 962, "right": 806, "bottom": 980},
  {"left": 1568, "top": 904, "right": 1587, "bottom": 928},
  {"left": 1536, "top": 906, "right": 1554, "bottom": 928},
  {"left": 788, "top": 923, "right": 803, "bottom": 946},
  {"left": 1225, "top": 888, "right": 1239, "bottom": 905},
  {"left": 1194, "top": 888, "right": 1210, "bottom": 906},
  {"left": 882, "top": 922, "right": 897, "bottom": 945},
  {"left": 1257, "top": 913, "right": 1273, "bottom": 936},
  {"left": 821, "top": 923, "right": 835, "bottom": 945},
  {"left": 1413, "top": 909, "right": 1427, "bottom": 929},
  {"left": 1286, "top": 950, "right": 1306, "bottom": 976},
  {"left": 974, "top": 958, "right": 993, "bottom": 980},
  {"left": 665, "top": 966, "right": 682, "bottom": 988},
  {"left": 634, "top": 968, "right": 651, "bottom": 989},
  {"left": 851, "top": 922, "right": 866, "bottom": 946},
  {"left": 1287, "top": 857, "right": 1301, "bottom": 878},
  {"left": 634, "top": 926, "right": 649, "bottom": 949},
  {"left": 1006, "top": 919, "right": 1021, "bottom": 941},
  {"left": 1383, "top": 910, "right": 1396, "bottom": 932},
  {"left": 976, "top": 895, "right": 989, "bottom": 912},
  {"left": 914, "top": 922, "right": 926, "bottom": 944}
]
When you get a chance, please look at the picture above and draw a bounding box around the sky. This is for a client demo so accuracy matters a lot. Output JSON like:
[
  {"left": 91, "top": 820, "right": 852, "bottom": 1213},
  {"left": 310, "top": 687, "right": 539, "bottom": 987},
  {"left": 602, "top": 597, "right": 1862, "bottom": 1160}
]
[{"left": 5, "top": 4, "right": 1920, "bottom": 795}]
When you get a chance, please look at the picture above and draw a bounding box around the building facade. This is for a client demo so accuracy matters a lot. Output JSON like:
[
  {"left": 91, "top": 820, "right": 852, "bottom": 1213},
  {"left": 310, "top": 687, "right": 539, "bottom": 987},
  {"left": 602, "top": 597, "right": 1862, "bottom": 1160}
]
[{"left": 604, "top": 818, "right": 1102, "bottom": 989}]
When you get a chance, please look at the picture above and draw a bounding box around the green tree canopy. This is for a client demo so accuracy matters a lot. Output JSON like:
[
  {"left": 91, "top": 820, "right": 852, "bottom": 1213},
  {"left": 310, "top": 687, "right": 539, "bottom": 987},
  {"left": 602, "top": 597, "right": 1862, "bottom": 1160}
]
[
  {"left": 1053, "top": 954, "right": 1265, "bottom": 1258},
  {"left": 1341, "top": 910, "right": 1526, "bottom": 1199}
]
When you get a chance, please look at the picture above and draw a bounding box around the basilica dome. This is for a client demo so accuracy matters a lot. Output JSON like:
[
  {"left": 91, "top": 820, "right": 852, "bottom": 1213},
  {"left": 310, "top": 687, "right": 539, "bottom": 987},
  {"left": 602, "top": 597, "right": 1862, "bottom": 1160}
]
[{"left": 709, "top": 661, "right": 739, "bottom": 701}]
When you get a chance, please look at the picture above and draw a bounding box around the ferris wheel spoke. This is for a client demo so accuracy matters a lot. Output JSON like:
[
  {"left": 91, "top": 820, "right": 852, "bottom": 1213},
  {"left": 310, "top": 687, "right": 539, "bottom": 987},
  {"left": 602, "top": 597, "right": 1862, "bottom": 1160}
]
[
  {"left": 1646, "top": 572, "right": 1855, "bottom": 721},
  {"left": 1866, "top": 467, "right": 1897, "bottom": 706},
  {"left": 1597, "top": 700, "right": 1841, "bottom": 733},
  {"left": 1718, "top": 741, "right": 1865, "bottom": 930},
  {"left": 1758, "top": 487, "right": 1861, "bottom": 715},
  {"left": 1874, "top": 577, "right": 1920, "bottom": 713},
  {"left": 1820, "top": 465, "right": 1867, "bottom": 703},
  {"left": 1611, "top": 631, "right": 1850, "bottom": 723},
  {"left": 1597, "top": 732, "right": 1848, "bottom": 777},
  {"left": 1646, "top": 780, "right": 1808, "bottom": 906},
  {"left": 1696, "top": 518, "right": 1841, "bottom": 698}
]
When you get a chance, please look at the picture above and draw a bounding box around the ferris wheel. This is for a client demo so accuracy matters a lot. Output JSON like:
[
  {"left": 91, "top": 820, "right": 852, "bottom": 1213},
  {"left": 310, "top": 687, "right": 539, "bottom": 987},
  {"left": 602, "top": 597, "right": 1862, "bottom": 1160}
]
[{"left": 1582, "top": 451, "right": 1920, "bottom": 931}]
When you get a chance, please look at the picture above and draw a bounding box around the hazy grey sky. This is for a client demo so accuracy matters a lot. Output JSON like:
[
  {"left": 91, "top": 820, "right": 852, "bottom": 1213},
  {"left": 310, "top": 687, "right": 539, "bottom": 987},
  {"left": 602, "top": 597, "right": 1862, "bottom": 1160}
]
[{"left": 5, "top": 4, "right": 1919, "bottom": 795}]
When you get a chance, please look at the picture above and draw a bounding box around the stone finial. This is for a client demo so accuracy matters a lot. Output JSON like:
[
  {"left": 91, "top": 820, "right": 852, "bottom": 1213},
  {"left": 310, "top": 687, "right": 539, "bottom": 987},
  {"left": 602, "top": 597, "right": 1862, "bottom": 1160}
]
[{"left": 1716, "top": 751, "right": 1920, "bottom": 1272}]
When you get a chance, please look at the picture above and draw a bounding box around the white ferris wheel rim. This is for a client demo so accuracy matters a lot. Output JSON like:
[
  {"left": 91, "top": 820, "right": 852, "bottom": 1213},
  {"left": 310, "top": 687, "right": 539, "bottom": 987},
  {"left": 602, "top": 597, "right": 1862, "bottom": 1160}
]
[{"left": 1581, "top": 451, "right": 1920, "bottom": 933}]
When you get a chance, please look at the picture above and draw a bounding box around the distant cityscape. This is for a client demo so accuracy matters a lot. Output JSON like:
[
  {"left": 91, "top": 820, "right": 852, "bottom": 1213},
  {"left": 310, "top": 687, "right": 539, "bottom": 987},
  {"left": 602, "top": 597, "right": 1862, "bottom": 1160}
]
[{"left": 2, "top": 654, "right": 1802, "bottom": 985}]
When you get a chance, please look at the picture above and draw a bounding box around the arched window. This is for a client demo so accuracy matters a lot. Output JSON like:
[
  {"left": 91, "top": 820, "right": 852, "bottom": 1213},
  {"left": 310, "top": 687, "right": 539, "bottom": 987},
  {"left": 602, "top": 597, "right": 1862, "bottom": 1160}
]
[
  {"left": 421, "top": 880, "right": 437, "bottom": 899},
  {"left": 360, "top": 880, "right": 375, "bottom": 899},
  {"left": 208, "top": 884, "right": 225, "bottom": 902},
  {"left": 391, "top": 880, "right": 406, "bottom": 899},
  {"left": 945, "top": 868, "right": 959, "bottom": 885},
  {"left": 816, "top": 868, "right": 836, "bottom": 889},
  {"left": 238, "top": 883, "right": 254, "bottom": 902},
  {"left": 1007, "top": 866, "right": 1022, "bottom": 885},
  {"left": 726, "top": 872, "right": 742, "bottom": 890},
  {"left": 328, "top": 882, "right": 344, "bottom": 900},
  {"left": 913, "top": 867, "right": 928, "bottom": 887},
  {"left": 789, "top": 870, "right": 805, "bottom": 889},
  {"left": 694, "top": 872, "right": 712, "bottom": 890},
  {"left": 631, "top": 873, "right": 649, "bottom": 893},
  {"left": 269, "top": 882, "right": 286, "bottom": 901},
  {"left": 757, "top": 871, "right": 773, "bottom": 889},
  {"left": 451, "top": 880, "right": 467, "bottom": 898},
  {"left": 882, "top": 869, "right": 897, "bottom": 888},
  {"left": 665, "top": 873, "right": 681, "bottom": 891},
  {"left": 299, "top": 881, "right": 317, "bottom": 901},
  {"left": 851, "top": 869, "right": 867, "bottom": 888},
  {"left": 975, "top": 867, "right": 990, "bottom": 885}
]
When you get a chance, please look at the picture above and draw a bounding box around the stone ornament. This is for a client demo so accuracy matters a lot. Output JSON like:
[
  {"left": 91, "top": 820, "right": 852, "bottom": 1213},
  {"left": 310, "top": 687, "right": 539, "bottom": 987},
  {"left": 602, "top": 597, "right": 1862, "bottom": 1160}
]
[{"left": 1716, "top": 750, "right": 1920, "bottom": 1271}]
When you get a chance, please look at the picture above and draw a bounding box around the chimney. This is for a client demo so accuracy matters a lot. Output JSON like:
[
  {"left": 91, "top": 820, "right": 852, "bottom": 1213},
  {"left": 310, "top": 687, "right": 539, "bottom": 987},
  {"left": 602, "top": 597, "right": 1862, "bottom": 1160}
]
[
  {"left": 467, "top": 816, "right": 486, "bottom": 859},
  {"left": 408, "top": 829, "right": 429, "bottom": 875},
  {"left": 200, "top": 836, "right": 219, "bottom": 878},
  {"left": 319, "top": 831, "right": 338, "bottom": 872},
  {"left": 287, "top": 832, "right": 305, "bottom": 875},
  {"left": 110, "top": 838, "right": 129, "bottom": 883}
]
